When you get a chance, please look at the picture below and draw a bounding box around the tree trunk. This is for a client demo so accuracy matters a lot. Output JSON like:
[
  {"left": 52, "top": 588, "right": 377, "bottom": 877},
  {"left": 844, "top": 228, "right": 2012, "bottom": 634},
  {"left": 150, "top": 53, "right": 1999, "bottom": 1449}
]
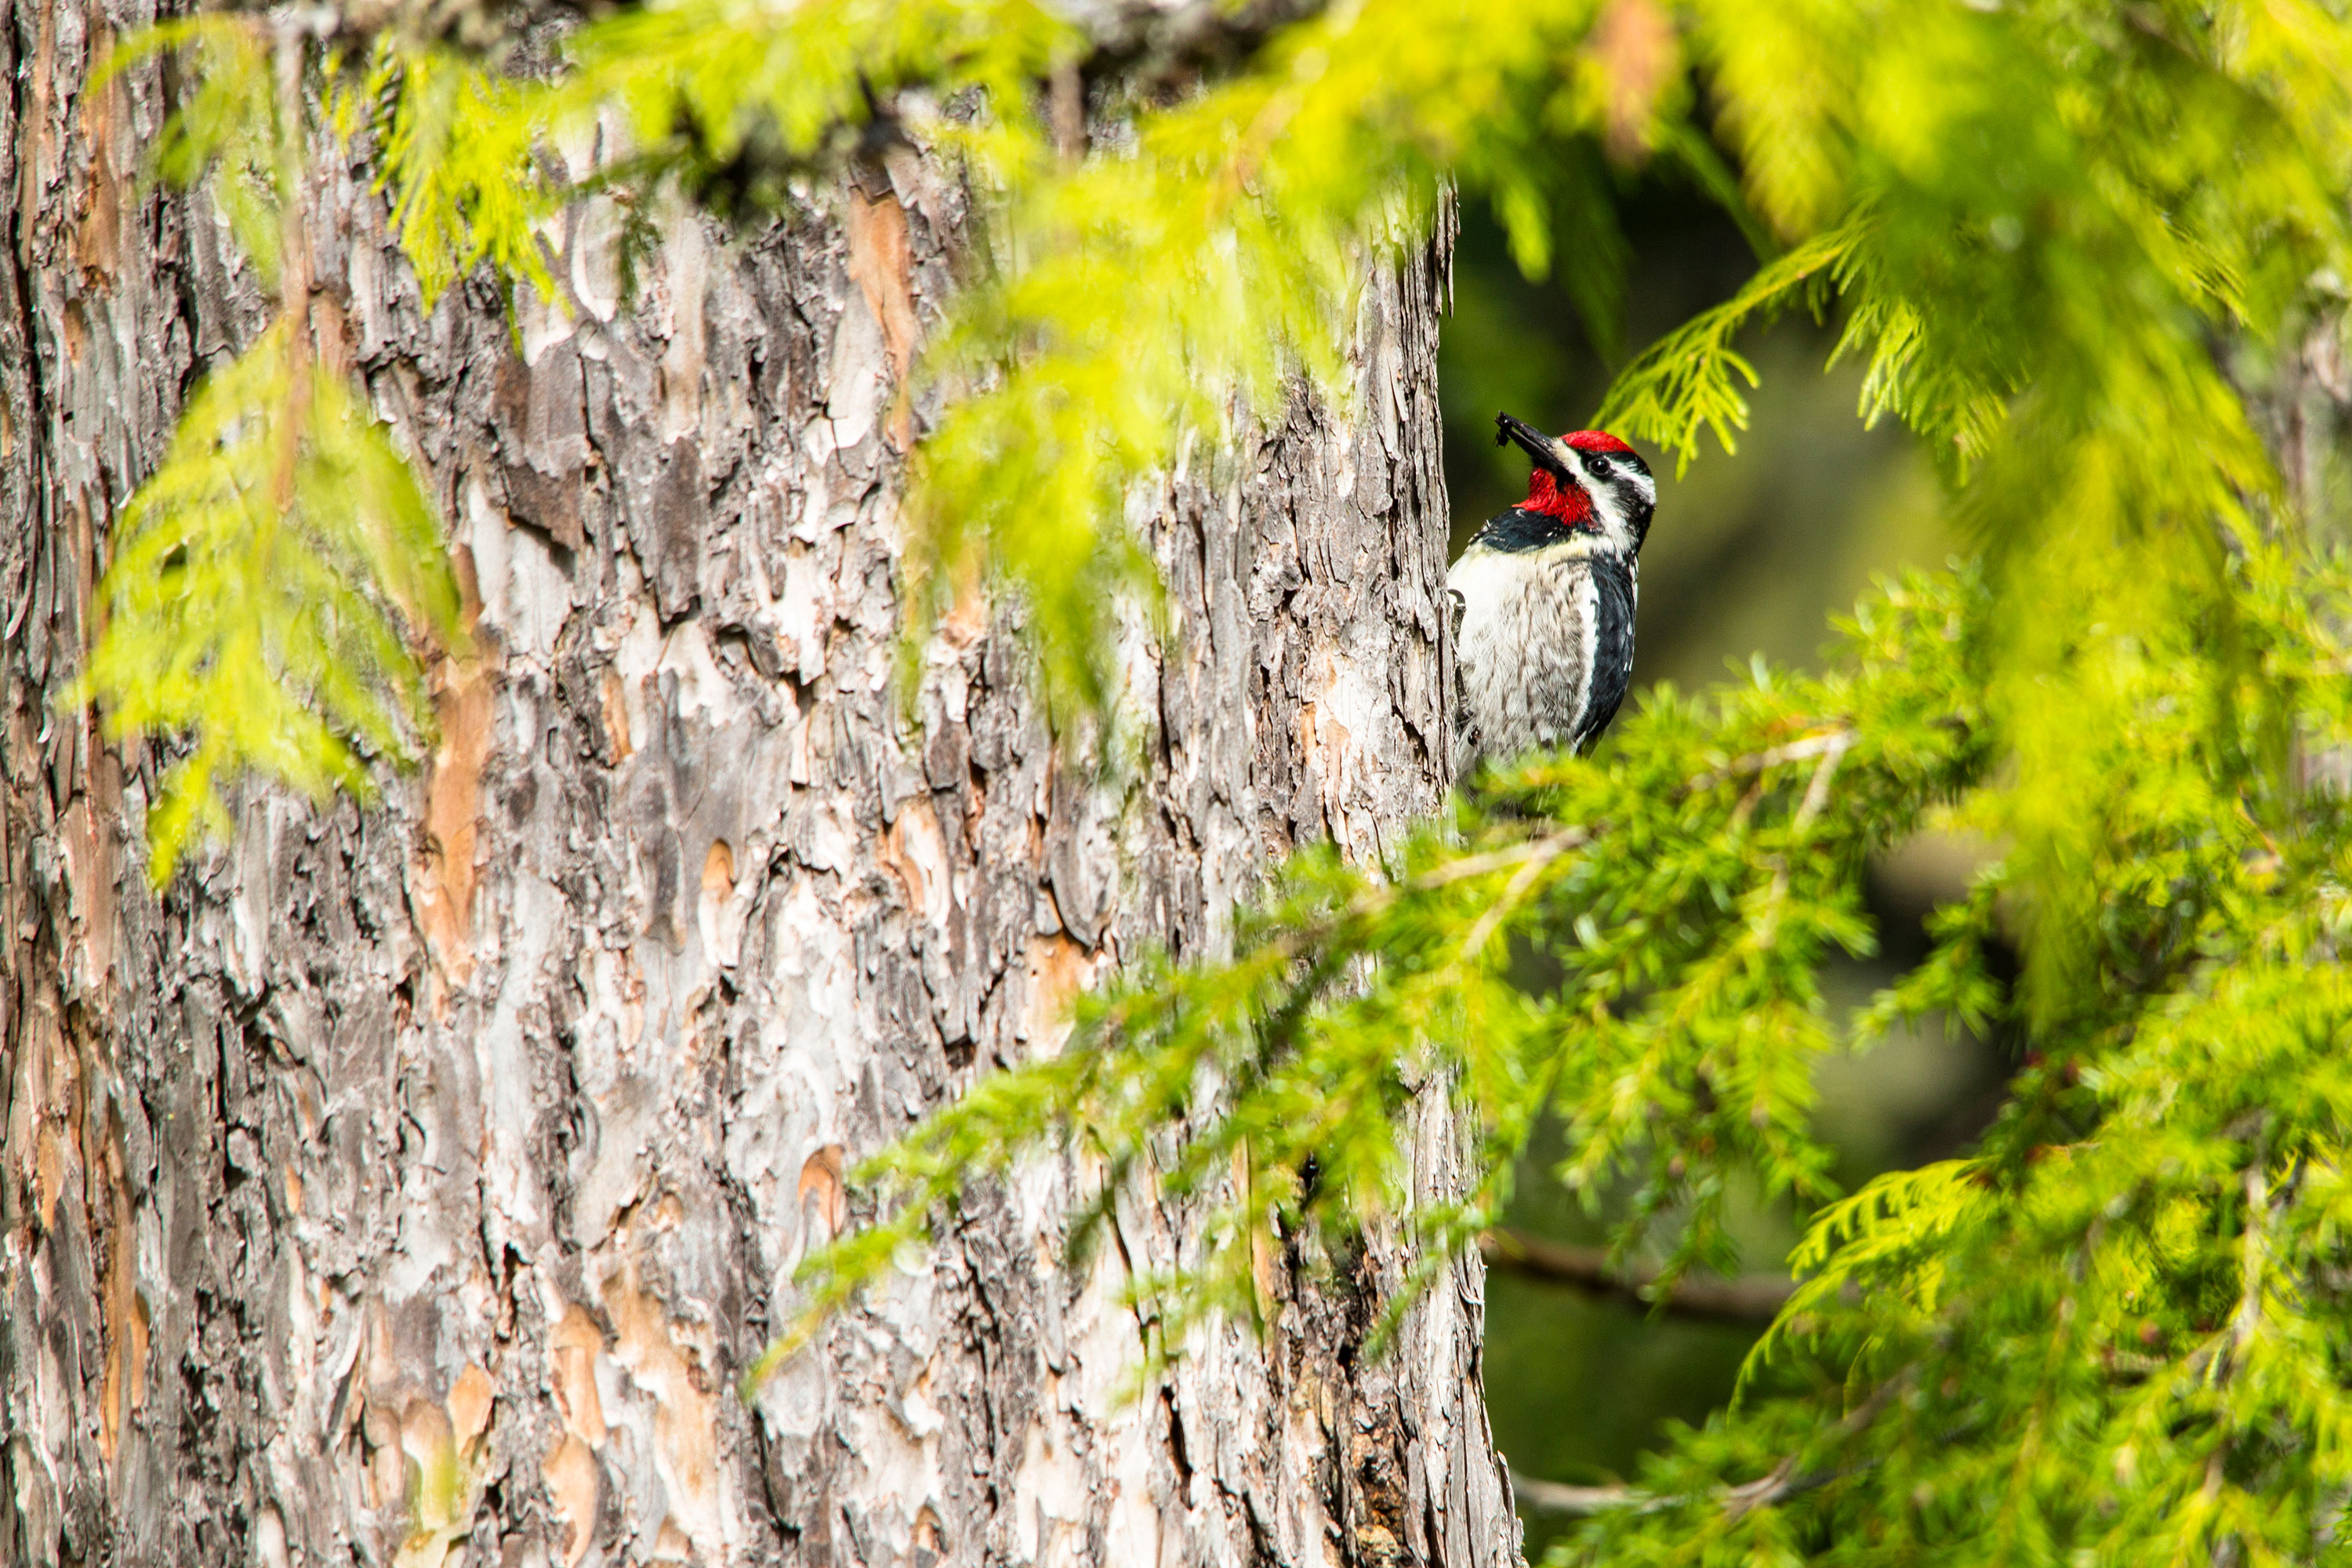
[{"left": 0, "top": 9, "right": 1518, "bottom": 1566}]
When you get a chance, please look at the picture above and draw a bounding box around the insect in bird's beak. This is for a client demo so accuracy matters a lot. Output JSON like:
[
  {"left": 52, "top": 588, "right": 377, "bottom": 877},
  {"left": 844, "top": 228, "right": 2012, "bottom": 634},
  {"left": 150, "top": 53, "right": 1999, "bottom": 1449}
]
[{"left": 1494, "top": 411, "right": 1570, "bottom": 477}]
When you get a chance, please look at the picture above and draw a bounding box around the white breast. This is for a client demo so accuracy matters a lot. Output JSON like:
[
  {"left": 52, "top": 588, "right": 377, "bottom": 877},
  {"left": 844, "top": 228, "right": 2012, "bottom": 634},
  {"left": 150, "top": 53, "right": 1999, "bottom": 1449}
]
[{"left": 1450, "top": 540, "right": 1601, "bottom": 767}]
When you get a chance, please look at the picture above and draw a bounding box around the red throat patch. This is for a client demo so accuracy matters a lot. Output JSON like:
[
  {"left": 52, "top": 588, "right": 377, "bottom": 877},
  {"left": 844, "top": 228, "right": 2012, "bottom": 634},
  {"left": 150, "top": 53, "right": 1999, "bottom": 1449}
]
[{"left": 1523, "top": 468, "right": 1595, "bottom": 525}]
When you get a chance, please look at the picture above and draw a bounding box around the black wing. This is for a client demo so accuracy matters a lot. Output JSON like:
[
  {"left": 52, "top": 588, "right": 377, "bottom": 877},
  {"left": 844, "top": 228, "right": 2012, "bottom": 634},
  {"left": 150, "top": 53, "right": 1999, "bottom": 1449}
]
[
  {"left": 1573, "top": 555, "right": 1637, "bottom": 752},
  {"left": 1468, "top": 506, "right": 1569, "bottom": 555}
]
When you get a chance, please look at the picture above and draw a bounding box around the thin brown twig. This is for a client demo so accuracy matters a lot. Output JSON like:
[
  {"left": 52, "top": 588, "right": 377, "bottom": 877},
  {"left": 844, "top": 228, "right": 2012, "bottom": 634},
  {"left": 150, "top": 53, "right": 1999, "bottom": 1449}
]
[
  {"left": 1794, "top": 730, "right": 1858, "bottom": 831},
  {"left": 1479, "top": 1227, "right": 1794, "bottom": 1325},
  {"left": 1687, "top": 726, "right": 1858, "bottom": 795},
  {"left": 1722, "top": 1364, "right": 1913, "bottom": 1521},
  {"left": 1457, "top": 832, "right": 1584, "bottom": 960},
  {"left": 1411, "top": 826, "right": 1592, "bottom": 891},
  {"left": 1237, "top": 826, "right": 1594, "bottom": 966},
  {"left": 2235, "top": 1161, "right": 2267, "bottom": 1349},
  {"left": 1513, "top": 1364, "right": 1914, "bottom": 1519},
  {"left": 1510, "top": 1472, "right": 1647, "bottom": 1515}
]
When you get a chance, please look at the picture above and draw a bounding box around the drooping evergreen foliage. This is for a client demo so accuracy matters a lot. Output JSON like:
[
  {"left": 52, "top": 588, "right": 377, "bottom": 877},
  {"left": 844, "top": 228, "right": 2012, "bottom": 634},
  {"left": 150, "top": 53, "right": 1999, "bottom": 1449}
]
[
  {"left": 84, "top": 0, "right": 2352, "bottom": 1561},
  {"left": 85, "top": 15, "right": 469, "bottom": 880},
  {"left": 76, "top": 317, "right": 463, "bottom": 879}
]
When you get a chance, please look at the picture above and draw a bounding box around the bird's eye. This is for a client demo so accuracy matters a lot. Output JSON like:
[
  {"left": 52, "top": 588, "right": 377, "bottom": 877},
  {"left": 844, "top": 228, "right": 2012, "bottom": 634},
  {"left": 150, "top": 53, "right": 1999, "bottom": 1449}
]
[{"left": 1582, "top": 453, "right": 1609, "bottom": 479}]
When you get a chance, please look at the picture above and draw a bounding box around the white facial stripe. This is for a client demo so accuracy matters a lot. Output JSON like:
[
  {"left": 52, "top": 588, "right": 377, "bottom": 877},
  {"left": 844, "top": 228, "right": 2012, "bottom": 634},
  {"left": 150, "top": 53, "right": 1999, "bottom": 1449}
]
[
  {"left": 1542, "top": 437, "right": 1650, "bottom": 550},
  {"left": 1581, "top": 475, "right": 1635, "bottom": 554},
  {"left": 1620, "top": 459, "right": 1657, "bottom": 508}
]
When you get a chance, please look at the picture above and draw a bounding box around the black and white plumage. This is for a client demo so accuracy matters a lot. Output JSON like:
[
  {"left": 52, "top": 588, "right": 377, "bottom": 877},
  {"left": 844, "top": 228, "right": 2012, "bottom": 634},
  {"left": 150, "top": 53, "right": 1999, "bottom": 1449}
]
[{"left": 1450, "top": 412, "right": 1656, "bottom": 768}]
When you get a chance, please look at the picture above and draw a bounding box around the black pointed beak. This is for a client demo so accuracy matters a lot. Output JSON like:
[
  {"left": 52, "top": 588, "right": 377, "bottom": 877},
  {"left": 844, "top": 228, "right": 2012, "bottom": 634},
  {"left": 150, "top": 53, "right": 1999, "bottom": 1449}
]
[{"left": 1494, "top": 411, "right": 1567, "bottom": 475}]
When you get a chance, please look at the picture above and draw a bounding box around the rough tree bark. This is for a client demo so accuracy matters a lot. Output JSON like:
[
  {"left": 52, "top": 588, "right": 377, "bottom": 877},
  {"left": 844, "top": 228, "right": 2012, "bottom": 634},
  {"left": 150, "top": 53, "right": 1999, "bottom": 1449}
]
[{"left": 0, "top": 5, "right": 1518, "bottom": 1566}]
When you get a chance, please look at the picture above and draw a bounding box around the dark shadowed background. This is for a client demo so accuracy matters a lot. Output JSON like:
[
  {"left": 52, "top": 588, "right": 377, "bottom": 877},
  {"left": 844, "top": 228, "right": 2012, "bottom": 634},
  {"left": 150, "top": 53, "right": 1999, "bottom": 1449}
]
[{"left": 1436, "top": 188, "right": 2012, "bottom": 1559}]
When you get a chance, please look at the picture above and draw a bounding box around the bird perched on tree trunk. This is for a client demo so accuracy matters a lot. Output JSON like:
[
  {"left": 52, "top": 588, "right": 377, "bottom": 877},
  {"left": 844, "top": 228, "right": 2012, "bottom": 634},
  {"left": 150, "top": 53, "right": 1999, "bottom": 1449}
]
[{"left": 1451, "top": 412, "right": 1656, "bottom": 769}]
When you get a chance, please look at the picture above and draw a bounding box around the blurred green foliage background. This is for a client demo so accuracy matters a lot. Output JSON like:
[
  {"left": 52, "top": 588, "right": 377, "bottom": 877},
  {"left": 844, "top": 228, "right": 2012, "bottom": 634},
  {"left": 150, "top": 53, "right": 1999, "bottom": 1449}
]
[{"left": 1439, "top": 189, "right": 2008, "bottom": 1558}]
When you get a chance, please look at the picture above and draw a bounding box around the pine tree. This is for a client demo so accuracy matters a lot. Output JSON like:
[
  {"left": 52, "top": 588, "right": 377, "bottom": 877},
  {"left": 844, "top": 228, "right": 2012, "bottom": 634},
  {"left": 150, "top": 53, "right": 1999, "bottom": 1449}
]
[{"left": 2, "top": 5, "right": 1497, "bottom": 1566}]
